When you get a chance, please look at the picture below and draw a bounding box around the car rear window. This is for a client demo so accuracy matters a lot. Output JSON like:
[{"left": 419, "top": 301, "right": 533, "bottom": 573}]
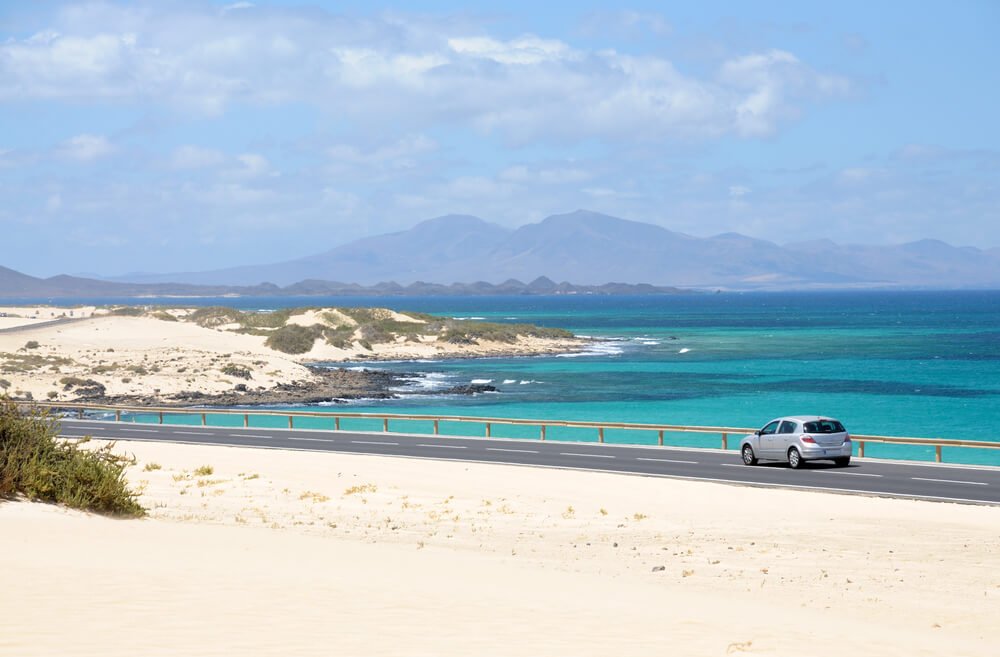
[{"left": 804, "top": 420, "right": 845, "bottom": 434}]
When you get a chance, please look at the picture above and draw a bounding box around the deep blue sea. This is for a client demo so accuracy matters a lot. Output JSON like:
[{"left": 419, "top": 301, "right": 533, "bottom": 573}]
[{"left": 9, "top": 291, "right": 1000, "bottom": 464}]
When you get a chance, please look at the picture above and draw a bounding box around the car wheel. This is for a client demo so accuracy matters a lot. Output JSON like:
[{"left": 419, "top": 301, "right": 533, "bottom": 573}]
[
  {"left": 788, "top": 447, "right": 803, "bottom": 469},
  {"left": 741, "top": 445, "right": 758, "bottom": 466},
  {"left": 834, "top": 456, "right": 851, "bottom": 467}
]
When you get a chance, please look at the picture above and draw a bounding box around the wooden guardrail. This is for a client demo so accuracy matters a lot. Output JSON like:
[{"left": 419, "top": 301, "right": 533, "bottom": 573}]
[{"left": 19, "top": 401, "right": 1000, "bottom": 465}]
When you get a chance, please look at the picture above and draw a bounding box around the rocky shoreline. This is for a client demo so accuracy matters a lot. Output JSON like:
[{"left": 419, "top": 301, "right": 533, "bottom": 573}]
[{"left": 58, "top": 366, "right": 497, "bottom": 408}]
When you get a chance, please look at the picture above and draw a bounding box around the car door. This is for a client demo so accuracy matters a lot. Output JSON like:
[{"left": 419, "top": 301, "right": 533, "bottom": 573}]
[
  {"left": 759, "top": 420, "right": 781, "bottom": 456},
  {"left": 777, "top": 420, "right": 798, "bottom": 455}
]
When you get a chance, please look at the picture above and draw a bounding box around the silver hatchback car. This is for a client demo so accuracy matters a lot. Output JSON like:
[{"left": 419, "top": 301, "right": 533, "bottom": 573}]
[{"left": 740, "top": 416, "right": 852, "bottom": 468}]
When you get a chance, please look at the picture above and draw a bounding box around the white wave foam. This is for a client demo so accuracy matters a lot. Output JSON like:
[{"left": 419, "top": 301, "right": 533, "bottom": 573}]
[
  {"left": 502, "top": 379, "right": 517, "bottom": 384},
  {"left": 390, "top": 371, "right": 453, "bottom": 392},
  {"left": 678, "top": 348, "right": 691, "bottom": 354},
  {"left": 453, "top": 316, "right": 486, "bottom": 320},
  {"left": 470, "top": 378, "right": 493, "bottom": 384},
  {"left": 556, "top": 341, "right": 625, "bottom": 358},
  {"left": 519, "top": 380, "right": 541, "bottom": 385}
]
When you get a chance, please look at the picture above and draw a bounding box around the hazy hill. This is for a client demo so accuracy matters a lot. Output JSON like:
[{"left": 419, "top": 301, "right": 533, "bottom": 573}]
[{"left": 109, "top": 209, "right": 1000, "bottom": 289}]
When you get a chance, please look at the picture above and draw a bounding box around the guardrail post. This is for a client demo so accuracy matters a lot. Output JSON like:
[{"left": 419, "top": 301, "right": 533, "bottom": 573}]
[
  {"left": 658, "top": 430, "right": 664, "bottom": 446},
  {"left": 288, "top": 416, "right": 294, "bottom": 429},
  {"left": 935, "top": 445, "right": 942, "bottom": 463},
  {"left": 115, "top": 410, "right": 121, "bottom": 422},
  {"left": 486, "top": 422, "right": 491, "bottom": 438},
  {"left": 335, "top": 416, "right": 340, "bottom": 431},
  {"left": 540, "top": 425, "right": 546, "bottom": 441},
  {"left": 858, "top": 441, "right": 865, "bottom": 457},
  {"left": 598, "top": 427, "right": 604, "bottom": 443},
  {"left": 201, "top": 413, "right": 206, "bottom": 426},
  {"left": 159, "top": 411, "right": 164, "bottom": 425},
  {"left": 77, "top": 408, "right": 83, "bottom": 419},
  {"left": 433, "top": 420, "right": 439, "bottom": 435},
  {"left": 721, "top": 432, "right": 728, "bottom": 450},
  {"left": 243, "top": 413, "right": 249, "bottom": 428},
  {"left": 383, "top": 418, "right": 389, "bottom": 432}
]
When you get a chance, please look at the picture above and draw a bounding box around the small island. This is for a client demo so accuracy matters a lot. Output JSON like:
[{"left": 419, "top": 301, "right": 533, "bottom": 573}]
[{"left": 0, "top": 305, "right": 585, "bottom": 406}]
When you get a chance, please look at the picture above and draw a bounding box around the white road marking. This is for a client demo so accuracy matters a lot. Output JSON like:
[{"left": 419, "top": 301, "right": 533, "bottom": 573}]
[
  {"left": 721, "top": 463, "right": 748, "bottom": 468},
  {"left": 417, "top": 444, "right": 466, "bottom": 449},
  {"left": 173, "top": 431, "right": 214, "bottom": 436},
  {"left": 560, "top": 452, "right": 615, "bottom": 459},
  {"left": 351, "top": 440, "right": 399, "bottom": 446},
  {"left": 636, "top": 457, "right": 698, "bottom": 464},
  {"left": 815, "top": 470, "right": 882, "bottom": 477},
  {"left": 289, "top": 437, "right": 335, "bottom": 443},
  {"left": 912, "top": 477, "right": 987, "bottom": 486},
  {"left": 486, "top": 447, "right": 539, "bottom": 454},
  {"left": 120, "top": 428, "right": 156, "bottom": 433},
  {"left": 230, "top": 433, "right": 269, "bottom": 438}
]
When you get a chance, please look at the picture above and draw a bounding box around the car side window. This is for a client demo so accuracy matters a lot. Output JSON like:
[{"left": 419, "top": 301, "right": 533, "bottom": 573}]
[
  {"left": 760, "top": 421, "right": 780, "bottom": 435},
  {"left": 778, "top": 421, "right": 797, "bottom": 434}
]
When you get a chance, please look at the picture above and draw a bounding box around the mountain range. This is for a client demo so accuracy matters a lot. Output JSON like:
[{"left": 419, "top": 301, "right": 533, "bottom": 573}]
[
  {"left": 109, "top": 210, "right": 1000, "bottom": 290},
  {"left": 2, "top": 210, "right": 998, "bottom": 297}
]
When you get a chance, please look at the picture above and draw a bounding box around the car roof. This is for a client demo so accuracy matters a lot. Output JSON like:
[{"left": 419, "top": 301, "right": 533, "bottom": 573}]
[{"left": 771, "top": 415, "right": 842, "bottom": 424}]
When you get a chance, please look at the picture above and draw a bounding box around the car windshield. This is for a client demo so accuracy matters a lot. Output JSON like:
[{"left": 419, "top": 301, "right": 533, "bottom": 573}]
[{"left": 803, "top": 420, "right": 845, "bottom": 434}]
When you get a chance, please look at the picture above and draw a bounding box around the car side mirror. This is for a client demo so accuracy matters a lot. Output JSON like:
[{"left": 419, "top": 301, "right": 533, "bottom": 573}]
[{"left": 754, "top": 430, "right": 760, "bottom": 436}]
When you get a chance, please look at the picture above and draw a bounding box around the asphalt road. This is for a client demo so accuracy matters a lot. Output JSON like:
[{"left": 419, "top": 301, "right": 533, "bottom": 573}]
[{"left": 57, "top": 418, "right": 1000, "bottom": 505}]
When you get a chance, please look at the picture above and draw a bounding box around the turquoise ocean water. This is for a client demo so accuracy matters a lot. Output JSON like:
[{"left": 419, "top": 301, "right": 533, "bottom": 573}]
[{"left": 12, "top": 291, "right": 1000, "bottom": 464}]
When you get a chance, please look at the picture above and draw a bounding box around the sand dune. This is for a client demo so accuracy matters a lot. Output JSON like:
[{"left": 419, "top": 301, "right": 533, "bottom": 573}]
[
  {"left": 2, "top": 439, "right": 997, "bottom": 656},
  {"left": 0, "top": 306, "right": 583, "bottom": 403}
]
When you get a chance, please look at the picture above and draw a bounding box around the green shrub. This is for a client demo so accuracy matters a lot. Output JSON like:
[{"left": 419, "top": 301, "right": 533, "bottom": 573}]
[
  {"left": 265, "top": 324, "right": 321, "bottom": 354},
  {"left": 0, "top": 399, "right": 145, "bottom": 517},
  {"left": 189, "top": 306, "right": 245, "bottom": 328},
  {"left": 240, "top": 308, "right": 296, "bottom": 329},
  {"left": 0, "top": 379, "right": 9, "bottom": 390},
  {"left": 152, "top": 311, "right": 178, "bottom": 322},
  {"left": 109, "top": 306, "right": 145, "bottom": 317},
  {"left": 221, "top": 364, "right": 252, "bottom": 379},
  {"left": 441, "top": 321, "right": 573, "bottom": 344},
  {"left": 24, "top": 341, "right": 39, "bottom": 350}
]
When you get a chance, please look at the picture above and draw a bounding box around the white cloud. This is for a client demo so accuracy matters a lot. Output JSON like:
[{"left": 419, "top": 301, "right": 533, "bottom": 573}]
[
  {"left": 0, "top": 4, "right": 852, "bottom": 140},
  {"left": 728, "top": 185, "right": 751, "bottom": 198},
  {"left": 170, "top": 145, "right": 225, "bottom": 169},
  {"left": 59, "top": 134, "right": 113, "bottom": 161}
]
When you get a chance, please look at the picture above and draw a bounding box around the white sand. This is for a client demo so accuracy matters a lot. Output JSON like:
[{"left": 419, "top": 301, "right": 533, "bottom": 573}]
[{"left": 2, "top": 439, "right": 997, "bottom": 656}]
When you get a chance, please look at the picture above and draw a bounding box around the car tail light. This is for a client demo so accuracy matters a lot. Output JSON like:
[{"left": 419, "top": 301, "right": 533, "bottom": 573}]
[
  {"left": 801, "top": 435, "right": 816, "bottom": 443},
  {"left": 844, "top": 434, "right": 851, "bottom": 442}
]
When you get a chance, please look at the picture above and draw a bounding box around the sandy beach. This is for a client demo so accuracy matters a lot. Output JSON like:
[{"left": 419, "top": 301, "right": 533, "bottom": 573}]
[
  {"left": 2, "top": 438, "right": 997, "bottom": 656},
  {"left": 0, "top": 305, "right": 584, "bottom": 404}
]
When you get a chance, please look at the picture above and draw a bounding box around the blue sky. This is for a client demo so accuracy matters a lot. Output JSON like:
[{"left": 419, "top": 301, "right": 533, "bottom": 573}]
[{"left": 1, "top": 0, "right": 997, "bottom": 277}]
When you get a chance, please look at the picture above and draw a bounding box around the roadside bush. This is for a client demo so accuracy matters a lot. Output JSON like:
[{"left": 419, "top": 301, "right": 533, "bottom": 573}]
[
  {"left": 24, "top": 341, "right": 39, "bottom": 350},
  {"left": 0, "top": 399, "right": 145, "bottom": 517},
  {"left": 265, "top": 324, "right": 321, "bottom": 354}
]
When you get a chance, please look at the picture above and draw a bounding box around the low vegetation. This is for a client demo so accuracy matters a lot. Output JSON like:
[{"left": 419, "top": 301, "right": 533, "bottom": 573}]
[
  {"left": 441, "top": 321, "right": 573, "bottom": 344},
  {"left": 265, "top": 324, "right": 321, "bottom": 354},
  {"left": 0, "top": 398, "right": 145, "bottom": 517},
  {"left": 221, "top": 364, "right": 252, "bottom": 379}
]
